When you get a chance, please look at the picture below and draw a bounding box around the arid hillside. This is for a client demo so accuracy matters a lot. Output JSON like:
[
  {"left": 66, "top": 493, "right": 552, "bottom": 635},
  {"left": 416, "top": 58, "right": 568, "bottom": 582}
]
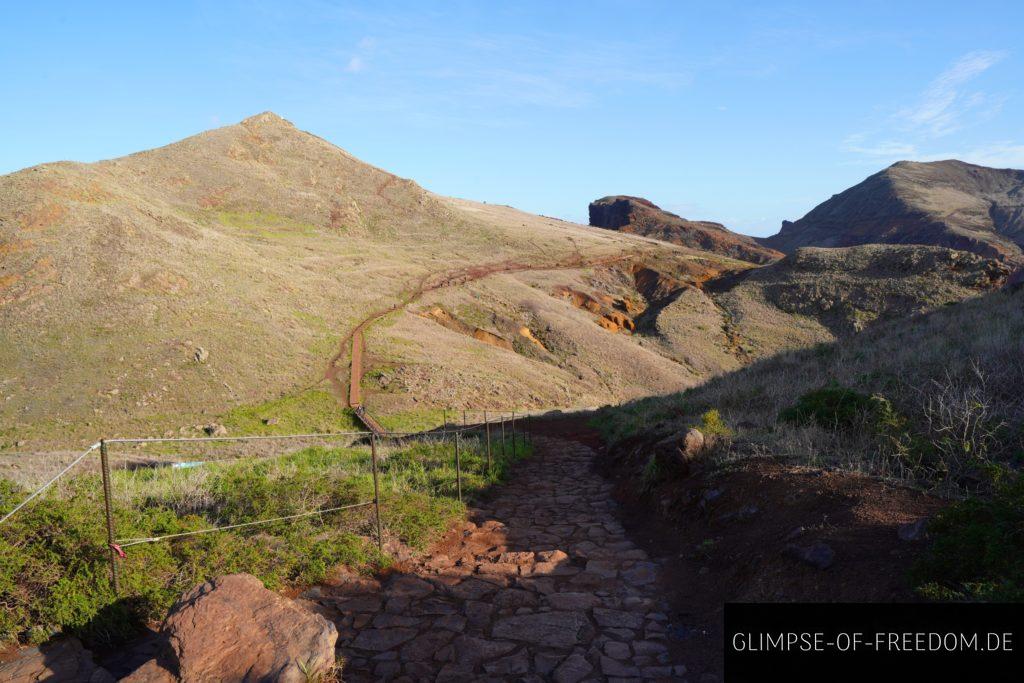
[
  {"left": 0, "top": 113, "right": 750, "bottom": 448},
  {"left": 0, "top": 115, "right": 1011, "bottom": 451},
  {"left": 762, "top": 160, "right": 1024, "bottom": 263},
  {"left": 589, "top": 195, "right": 782, "bottom": 264}
]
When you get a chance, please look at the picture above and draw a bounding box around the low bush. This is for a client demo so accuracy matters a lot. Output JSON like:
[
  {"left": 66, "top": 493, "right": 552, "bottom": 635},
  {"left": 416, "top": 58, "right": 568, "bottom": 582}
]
[
  {"left": 911, "top": 475, "right": 1024, "bottom": 601},
  {"left": 697, "top": 409, "right": 733, "bottom": 438},
  {"left": 779, "top": 383, "right": 879, "bottom": 429}
]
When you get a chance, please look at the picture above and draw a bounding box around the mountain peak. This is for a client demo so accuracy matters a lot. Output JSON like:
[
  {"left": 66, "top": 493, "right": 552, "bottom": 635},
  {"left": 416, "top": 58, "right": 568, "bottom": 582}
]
[
  {"left": 239, "top": 111, "right": 295, "bottom": 128},
  {"left": 763, "top": 159, "right": 1024, "bottom": 262}
]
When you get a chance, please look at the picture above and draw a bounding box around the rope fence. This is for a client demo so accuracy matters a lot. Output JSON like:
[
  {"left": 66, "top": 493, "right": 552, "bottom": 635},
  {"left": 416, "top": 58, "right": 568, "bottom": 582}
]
[
  {"left": 0, "top": 442, "right": 100, "bottom": 526},
  {"left": 0, "top": 408, "right": 533, "bottom": 595}
]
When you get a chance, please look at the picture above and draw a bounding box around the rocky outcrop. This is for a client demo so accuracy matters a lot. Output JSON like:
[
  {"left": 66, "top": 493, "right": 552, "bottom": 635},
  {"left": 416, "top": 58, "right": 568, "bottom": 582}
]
[
  {"left": 422, "top": 306, "right": 515, "bottom": 351},
  {"left": 123, "top": 574, "right": 337, "bottom": 683},
  {"left": 554, "top": 287, "right": 637, "bottom": 332},
  {"left": 589, "top": 196, "right": 782, "bottom": 264},
  {"left": 649, "top": 427, "right": 707, "bottom": 478},
  {"left": 761, "top": 160, "right": 1024, "bottom": 264},
  {"left": 712, "top": 243, "right": 1010, "bottom": 336},
  {"left": 0, "top": 637, "right": 114, "bottom": 683}
]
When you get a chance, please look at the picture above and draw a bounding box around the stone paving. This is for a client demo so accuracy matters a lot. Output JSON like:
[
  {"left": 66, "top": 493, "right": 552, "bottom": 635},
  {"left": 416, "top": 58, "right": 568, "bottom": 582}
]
[{"left": 310, "top": 436, "right": 687, "bottom": 682}]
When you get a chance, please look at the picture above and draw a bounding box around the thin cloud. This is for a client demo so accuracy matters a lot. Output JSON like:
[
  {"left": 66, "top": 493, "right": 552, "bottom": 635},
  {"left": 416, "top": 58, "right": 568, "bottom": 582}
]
[
  {"left": 843, "top": 50, "right": 1013, "bottom": 167},
  {"left": 896, "top": 50, "right": 1007, "bottom": 137},
  {"left": 345, "top": 56, "right": 365, "bottom": 73},
  {"left": 918, "top": 142, "right": 1024, "bottom": 169},
  {"left": 842, "top": 134, "right": 916, "bottom": 158}
]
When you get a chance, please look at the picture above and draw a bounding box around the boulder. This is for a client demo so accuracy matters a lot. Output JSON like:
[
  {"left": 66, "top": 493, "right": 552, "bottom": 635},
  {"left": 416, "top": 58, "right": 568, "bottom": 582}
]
[
  {"left": 897, "top": 518, "right": 929, "bottom": 542},
  {"left": 652, "top": 427, "right": 706, "bottom": 477},
  {"left": 130, "top": 574, "right": 337, "bottom": 683},
  {"left": 202, "top": 423, "right": 228, "bottom": 437},
  {"left": 0, "top": 638, "right": 114, "bottom": 683},
  {"left": 785, "top": 542, "right": 835, "bottom": 570}
]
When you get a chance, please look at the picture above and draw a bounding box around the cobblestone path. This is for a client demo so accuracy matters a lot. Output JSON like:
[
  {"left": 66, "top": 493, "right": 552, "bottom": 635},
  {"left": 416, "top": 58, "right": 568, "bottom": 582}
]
[{"left": 319, "top": 436, "right": 687, "bottom": 682}]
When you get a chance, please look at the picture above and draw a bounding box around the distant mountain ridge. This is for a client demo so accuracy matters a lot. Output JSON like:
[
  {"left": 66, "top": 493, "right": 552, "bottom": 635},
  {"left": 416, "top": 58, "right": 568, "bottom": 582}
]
[
  {"left": 762, "top": 160, "right": 1024, "bottom": 264},
  {"left": 588, "top": 195, "right": 782, "bottom": 264}
]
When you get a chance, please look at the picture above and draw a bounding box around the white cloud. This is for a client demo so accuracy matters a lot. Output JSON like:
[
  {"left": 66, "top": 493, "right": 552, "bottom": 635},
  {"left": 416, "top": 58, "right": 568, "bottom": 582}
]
[
  {"left": 842, "top": 50, "right": 1016, "bottom": 167},
  {"left": 896, "top": 50, "right": 1007, "bottom": 137},
  {"left": 345, "top": 56, "right": 365, "bottom": 73},
  {"left": 841, "top": 134, "right": 916, "bottom": 158},
  {"left": 918, "top": 143, "right": 1024, "bottom": 169}
]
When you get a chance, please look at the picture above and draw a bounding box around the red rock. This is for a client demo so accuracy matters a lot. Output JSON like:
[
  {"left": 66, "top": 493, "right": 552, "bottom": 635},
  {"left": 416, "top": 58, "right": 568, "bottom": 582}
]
[
  {"left": 0, "top": 638, "right": 114, "bottom": 683},
  {"left": 157, "top": 574, "right": 337, "bottom": 683}
]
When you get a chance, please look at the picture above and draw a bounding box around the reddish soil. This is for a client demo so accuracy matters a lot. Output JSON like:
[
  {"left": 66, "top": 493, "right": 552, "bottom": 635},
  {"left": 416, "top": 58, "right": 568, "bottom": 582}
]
[
  {"left": 530, "top": 413, "right": 947, "bottom": 678},
  {"left": 323, "top": 253, "right": 636, "bottom": 428}
]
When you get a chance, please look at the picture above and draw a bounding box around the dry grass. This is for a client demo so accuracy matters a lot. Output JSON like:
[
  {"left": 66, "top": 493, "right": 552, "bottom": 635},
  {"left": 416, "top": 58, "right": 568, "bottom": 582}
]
[
  {"left": 600, "top": 288, "right": 1024, "bottom": 492},
  {"left": 0, "top": 113, "right": 703, "bottom": 449}
]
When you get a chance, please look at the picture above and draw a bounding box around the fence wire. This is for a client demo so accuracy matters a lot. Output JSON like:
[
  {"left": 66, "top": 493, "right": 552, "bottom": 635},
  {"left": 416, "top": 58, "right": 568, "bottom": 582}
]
[{"left": 1, "top": 408, "right": 532, "bottom": 597}]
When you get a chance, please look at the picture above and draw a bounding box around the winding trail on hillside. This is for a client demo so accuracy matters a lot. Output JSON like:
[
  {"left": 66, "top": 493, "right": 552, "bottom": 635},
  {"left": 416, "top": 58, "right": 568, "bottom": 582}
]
[
  {"left": 322, "top": 252, "right": 642, "bottom": 423},
  {"left": 313, "top": 434, "right": 687, "bottom": 682}
]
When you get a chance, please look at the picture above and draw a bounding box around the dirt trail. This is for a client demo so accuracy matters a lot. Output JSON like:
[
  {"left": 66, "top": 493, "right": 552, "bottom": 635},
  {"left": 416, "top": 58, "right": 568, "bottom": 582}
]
[
  {"left": 313, "top": 435, "right": 688, "bottom": 681},
  {"left": 323, "top": 252, "right": 641, "bottom": 422}
]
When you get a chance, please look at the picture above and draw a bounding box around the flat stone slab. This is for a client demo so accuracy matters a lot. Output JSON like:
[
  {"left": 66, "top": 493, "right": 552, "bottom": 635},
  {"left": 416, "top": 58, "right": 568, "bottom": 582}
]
[
  {"left": 492, "top": 611, "right": 592, "bottom": 648},
  {"left": 544, "top": 591, "right": 602, "bottom": 611},
  {"left": 350, "top": 627, "right": 418, "bottom": 651}
]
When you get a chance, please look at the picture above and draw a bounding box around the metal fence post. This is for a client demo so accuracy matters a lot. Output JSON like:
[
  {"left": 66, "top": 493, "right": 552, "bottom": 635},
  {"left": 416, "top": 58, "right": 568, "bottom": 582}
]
[
  {"left": 511, "top": 411, "right": 517, "bottom": 456},
  {"left": 462, "top": 409, "right": 467, "bottom": 427},
  {"left": 443, "top": 408, "right": 447, "bottom": 430},
  {"left": 370, "top": 434, "right": 384, "bottom": 553},
  {"left": 484, "top": 410, "right": 492, "bottom": 473},
  {"left": 500, "top": 416, "right": 506, "bottom": 460},
  {"left": 99, "top": 439, "right": 121, "bottom": 595},
  {"left": 454, "top": 431, "right": 463, "bottom": 503}
]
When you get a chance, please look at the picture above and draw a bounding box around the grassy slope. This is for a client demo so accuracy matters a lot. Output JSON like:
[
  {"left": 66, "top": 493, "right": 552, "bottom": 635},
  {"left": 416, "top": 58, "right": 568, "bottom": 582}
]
[
  {"left": 0, "top": 113, "right": 710, "bottom": 448},
  {"left": 1, "top": 116, "right": 1008, "bottom": 453},
  {"left": 0, "top": 432, "right": 531, "bottom": 647},
  {"left": 599, "top": 287, "right": 1023, "bottom": 484}
]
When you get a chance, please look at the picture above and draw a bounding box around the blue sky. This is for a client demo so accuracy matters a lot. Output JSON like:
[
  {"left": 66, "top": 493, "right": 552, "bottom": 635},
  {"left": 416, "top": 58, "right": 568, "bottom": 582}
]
[{"left": 2, "top": 1, "right": 1021, "bottom": 236}]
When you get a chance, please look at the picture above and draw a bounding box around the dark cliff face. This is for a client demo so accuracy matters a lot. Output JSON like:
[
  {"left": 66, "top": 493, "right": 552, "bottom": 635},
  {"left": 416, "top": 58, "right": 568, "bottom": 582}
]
[
  {"left": 588, "top": 195, "right": 782, "bottom": 265},
  {"left": 589, "top": 196, "right": 659, "bottom": 229},
  {"left": 761, "top": 160, "right": 1024, "bottom": 264}
]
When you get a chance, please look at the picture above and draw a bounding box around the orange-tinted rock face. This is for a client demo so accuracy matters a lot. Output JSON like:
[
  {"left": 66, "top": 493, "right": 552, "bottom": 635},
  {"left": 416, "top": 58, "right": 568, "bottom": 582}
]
[
  {"left": 421, "top": 306, "right": 515, "bottom": 351},
  {"left": 472, "top": 328, "right": 514, "bottom": 351},
  {"left": 518, "top": 326, "right": 548, "bottom": 351},
  {"left": 555, "top": 286, "right": 636, "bottom": 333},
  {"left": 603, "top": 311, "right": 635, "bottom": 332}
]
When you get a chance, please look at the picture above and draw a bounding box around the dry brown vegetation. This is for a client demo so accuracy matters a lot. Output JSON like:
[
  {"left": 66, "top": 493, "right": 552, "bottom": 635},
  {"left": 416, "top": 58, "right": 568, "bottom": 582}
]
[
  {"left": 600, "top": 286, "right": 1024, "bottom": 492},
  {"left": 0, "top": 113, "right": 718, "bottom": 448}
]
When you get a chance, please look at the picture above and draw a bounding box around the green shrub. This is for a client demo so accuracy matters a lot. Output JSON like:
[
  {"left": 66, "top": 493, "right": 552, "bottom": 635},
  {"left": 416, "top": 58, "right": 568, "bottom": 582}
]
[
  {"left": 911, "top": 476, "right": 1024, "bottom": 602},
  {"left": 698, "top": 409, "right": 733, "bottom": 438},
  {"left": 779, "top": 383, "right": 878, "bottom": 429}
]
